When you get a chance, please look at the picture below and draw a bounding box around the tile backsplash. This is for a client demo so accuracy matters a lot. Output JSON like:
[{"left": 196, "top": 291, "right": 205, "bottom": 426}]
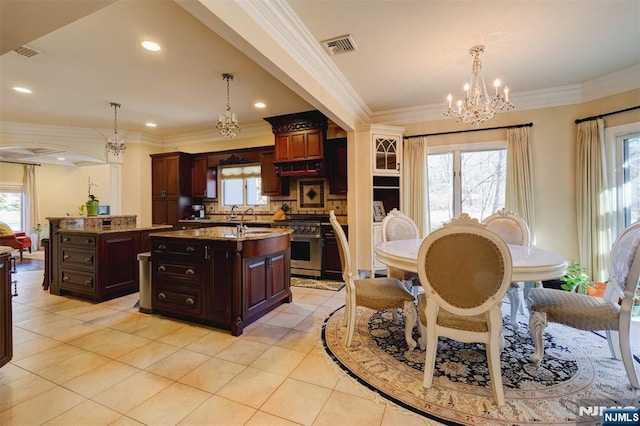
[{"left": 203, "top": 177, "right": 347, "bottom": 217}]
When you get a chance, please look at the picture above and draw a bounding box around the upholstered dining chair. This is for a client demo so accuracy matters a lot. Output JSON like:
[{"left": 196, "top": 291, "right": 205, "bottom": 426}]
[
  {"left": 416, "top": 213, "right": 513, "bottom": 406},
  {"left": 381, "top": 208, "right": 421, "bottom": 290},
  {"left": 482, "top": 208, "right": 531, "bottom": 331},
  {"left": 329, "top": 210, "right": 417, "bottom": 350},
  {"left": 527, "top": 220, "right": 640, "bottom": 389}
]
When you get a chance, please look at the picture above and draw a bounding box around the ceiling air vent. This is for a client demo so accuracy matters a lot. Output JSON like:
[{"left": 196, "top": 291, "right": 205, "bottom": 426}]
[
  {"left": 321, "top": 35, "right": 357, "bottom": 56},
  {"left": 13, "top": 45, "right": 41, "bottom": 59}
]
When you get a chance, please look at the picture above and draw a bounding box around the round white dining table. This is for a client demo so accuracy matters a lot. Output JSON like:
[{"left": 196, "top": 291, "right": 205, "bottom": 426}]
[{"left": 375, "top": 239, "right": 569, "bottom": 282}]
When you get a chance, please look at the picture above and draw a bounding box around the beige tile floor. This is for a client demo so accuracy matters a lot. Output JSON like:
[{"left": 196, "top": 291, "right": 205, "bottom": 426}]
[
  {"left": 1, "top": 266, "right": 438, "bottom": 426},
  {"left": 3, "top": 261, "right": 639, "bottom": 426}
]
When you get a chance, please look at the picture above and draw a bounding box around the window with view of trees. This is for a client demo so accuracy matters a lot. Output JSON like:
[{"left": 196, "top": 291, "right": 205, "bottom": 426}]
[
  {"left": 0, "top": 190, "right": 23, "bottom": 231},
  {"left": 620, "top": 133, "right": 639, "bottom": 227},
  {"left": 427, "top": 146, "right": 506, "bottom": 230}
]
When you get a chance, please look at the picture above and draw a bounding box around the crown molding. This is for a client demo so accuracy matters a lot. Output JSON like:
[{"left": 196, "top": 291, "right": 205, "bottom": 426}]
[
  {"left": 238, "top": 0, "right": 370, "bottom": 124},
  {"left": 581, "top": 64, "right": 640, "bottom": 102},
  {"left": 371, "top": 64, "right": 640, "bottom": 125}
]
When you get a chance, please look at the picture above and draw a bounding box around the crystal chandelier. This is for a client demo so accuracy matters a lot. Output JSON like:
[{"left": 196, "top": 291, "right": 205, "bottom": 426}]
[
  {"left": 105, "top": 102, "right": 126, "bottom": 156},
  {"left": 443, "top": 45, "right": 514, "bottom": 127},
  {"left": 217, "top": 73, "right": 240, "bottom": 138}
]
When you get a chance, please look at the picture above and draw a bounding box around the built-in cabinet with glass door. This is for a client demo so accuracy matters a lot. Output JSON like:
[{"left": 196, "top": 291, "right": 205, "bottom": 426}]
[{"left": 371, "top": 130, "right": 403, "bottom": 274}]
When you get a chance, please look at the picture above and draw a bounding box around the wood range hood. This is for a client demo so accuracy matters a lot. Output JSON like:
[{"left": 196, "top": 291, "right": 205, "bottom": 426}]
[{"left": 263, "top": 110, "right": 328, "bottom": 177}]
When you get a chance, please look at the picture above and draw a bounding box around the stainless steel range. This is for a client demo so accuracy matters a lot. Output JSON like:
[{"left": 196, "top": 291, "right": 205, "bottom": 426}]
[{"left": 273, "top": 216, "right": 324, "bottom": 278}]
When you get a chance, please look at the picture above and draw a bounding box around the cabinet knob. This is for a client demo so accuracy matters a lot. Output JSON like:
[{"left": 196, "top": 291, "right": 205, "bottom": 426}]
[
  {"left": 185, "top": 268, "right": 195, "bottom": 275},
  {"left": 158, "top": 292, "right": 166, "bottom": 299},
  {"left": 63, "top": 237, "right": 70, "bottom": 242},
  {"left": 185, "top": 297, "right": 195, "bottom": 305},
  {"left": 63, "top": 276, "right": 69, "bottom": 281},
  {"left": 158, "top": 244, "right": 167, "bottom": 250},
  {"left": 84, "top": 280, "right": 92, "bottom": 286},
  {"left": 186, "top": 246, "right": 195, "bottom": 253},
  {"left": 85, "top": 239, "right": 92, "bottom": 244},
  {"left": 158, "top": 265, "right": 166, "bottom": 272},
  {"left": 85, "top": 257, "right": 93, "bottom": 263},
  {"left": 63, "top": 254, "right": 70, "bottom": 260}
]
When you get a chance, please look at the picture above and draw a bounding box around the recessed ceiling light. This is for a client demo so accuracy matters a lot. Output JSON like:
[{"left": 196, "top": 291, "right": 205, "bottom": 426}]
[
  {"left": 145, "top": 122, "right": 157, "bottom": 128},
  {"left": 141, "top": 41, "right": 161, "bottom": 52},
  {"left": 57, "top": 157, "right": 66, "bottom": 161},
  {"left": 254, "top": 102, "right": 266, "bottom": 108},
  {"left": 13, "top": 86, "right": 32, "bottom": 94}
]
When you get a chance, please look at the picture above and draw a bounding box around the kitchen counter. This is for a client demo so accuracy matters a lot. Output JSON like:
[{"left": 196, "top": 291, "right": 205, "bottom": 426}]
[
  {"left": 58, "top": 224, "right": 172, "bottom": 234},
  {"left": 46, "top": 216, "right": 173, "bottom": 302},
  {"left": 179, "top": 219, "right": 275, "bottom": 227},
  {"left": 150, "top": 226, "right": 293, "bottom": 336},
  {"left": 151, "top": 226, "right": 292, "bottom": 240}
]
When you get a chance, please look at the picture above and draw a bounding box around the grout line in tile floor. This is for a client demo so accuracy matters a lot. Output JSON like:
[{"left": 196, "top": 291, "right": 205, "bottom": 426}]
[
  {"left": 3, "top": 262, "right": 639, "bottom": 425},
  {"left": 1, "top": 267, "right": 437, "bottom": 426}
]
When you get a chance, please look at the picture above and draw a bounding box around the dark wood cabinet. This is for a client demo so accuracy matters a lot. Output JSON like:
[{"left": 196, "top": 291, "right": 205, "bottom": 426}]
[
  {"left": 260, "top": 151, "right": 289, "bottom": 196},
  {"left": 325, "top": 137, "right": 347, "bottom": 194},
  {"left": 151, "top": 234, "right": 291, "bottom": 336},
  {"left": 192, "top": 155, "right": 217, "bottom": 199},
  {"left": 322, "top": 223, "right": 347, "bottom": 280},
  {"left": 264, "top": 111, "right": 328, "bottom": 177},
  {"left": 56, "top": 231, "right": 139, "bottom": 302},
  {"left": 151, "top": 152, "right": 193, "bottom": 227},
  {"left": 243, "top": 250, "right": 288, "bottom": 323},
  {"left": 274, "top": 129, "right": 324, "bottom": 162},
  {"left": 0, "top": 251, "right": 12, "bottom": 368}
]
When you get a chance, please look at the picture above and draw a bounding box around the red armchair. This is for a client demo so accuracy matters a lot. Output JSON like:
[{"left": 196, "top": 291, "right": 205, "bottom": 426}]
[{"left": 0, "top": 222, "right": 32, "bottom": 261}]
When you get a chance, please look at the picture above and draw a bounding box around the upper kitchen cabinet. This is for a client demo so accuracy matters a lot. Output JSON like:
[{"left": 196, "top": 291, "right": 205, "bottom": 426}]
[
  {"left": 325, "top": 137, "right": 347, "bottom": 194},
  {"left": 372, "top": 133, "right": 402, "bottom": 175},
  {"left": 151, "top": 152, "right": 193, "bottom": 227},
  {"left": 192, "top": 155, "right": 217, "bottom": 199},
  {"left": 260, "top": 151, "right": 289, "bottom": 196},
  {"left": 264, "top": 110, "right": 328, "bottom": 177}
]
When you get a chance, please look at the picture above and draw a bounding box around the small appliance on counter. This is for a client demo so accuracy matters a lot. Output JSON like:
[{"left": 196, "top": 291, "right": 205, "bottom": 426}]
[{"left": 189, "top": 204, "right": 205, "bottom": 219}]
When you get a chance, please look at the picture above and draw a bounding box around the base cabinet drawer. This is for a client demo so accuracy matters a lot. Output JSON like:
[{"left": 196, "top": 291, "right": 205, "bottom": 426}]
[
  {"left": 154, "top": 286, "right": 202, "bottom": 315},
  {"left": 155, "top": 261, "right": 200, "bottom": 286},
  {"left": 61, "top": 248, "right": 96, "bottom": 270},
  {"left": 60, "top": 269, "right": 96, "bottom": 294}
]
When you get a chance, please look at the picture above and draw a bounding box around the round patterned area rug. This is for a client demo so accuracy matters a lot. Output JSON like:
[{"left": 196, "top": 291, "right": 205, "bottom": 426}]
[{"left": 321, "top": 306, "right": 640, "bottom": 425}]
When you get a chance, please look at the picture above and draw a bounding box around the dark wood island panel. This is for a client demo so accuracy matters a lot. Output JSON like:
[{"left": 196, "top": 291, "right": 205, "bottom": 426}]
[
  {"left": 150, "top": 228, "right": 292, "bottom": 336},
  {"left": 46, "top": 216, "right": 172, "bottom": 302}
]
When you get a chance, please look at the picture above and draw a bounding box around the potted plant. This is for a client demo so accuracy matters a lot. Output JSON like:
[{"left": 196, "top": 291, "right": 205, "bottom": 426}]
[
  {"left": 558, "top": 262, "right": 593, "bottom": 294},
  {"left": 85, "top": 177, "right": 99, "bottom": 216},
  {"left": 86, "top": 194, "right": 99, "bottom": 216}
]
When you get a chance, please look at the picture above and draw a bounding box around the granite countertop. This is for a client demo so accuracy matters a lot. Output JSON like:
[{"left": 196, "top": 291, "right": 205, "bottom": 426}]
[
  {"left": 0, "top": 246, "right": 14, "bottom": 255},
  {"left": 149, "top": 226, "right": 293, "bottom": 241},
  {"left": 180, "top": 219, "right": 275, "bottom": 225},
  {"left": 58, "top": 224, "right": 173, "bottom": 234}
]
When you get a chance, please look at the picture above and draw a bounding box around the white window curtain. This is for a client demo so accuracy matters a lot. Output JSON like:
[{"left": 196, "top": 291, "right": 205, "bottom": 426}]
[
  {"left": 576, "top": 118, "right": 611, "bottom": 282},
  {"left": 23, "top": 165, "right": 40, "bottom": 237},
  {"left": 505, "top": 126, "right": 536, "bottom": 237},
  {"left": 402, "top": 136, "right": 429, "bottom": 237}
]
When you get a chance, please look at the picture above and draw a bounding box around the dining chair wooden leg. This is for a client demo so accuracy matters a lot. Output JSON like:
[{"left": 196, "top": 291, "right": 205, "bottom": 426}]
[
  {"left": 528, "top": 310, "right": 547, "bottom": 364},
  {"left": 403, "top": 301, "right": 417, "bottom": 351}
]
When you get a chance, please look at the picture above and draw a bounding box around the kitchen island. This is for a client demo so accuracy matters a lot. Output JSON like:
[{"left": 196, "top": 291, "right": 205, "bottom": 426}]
[
  {"left": 149, "top": 226, "right": 293, "bottom": 336},
  {"left": 46, "top": 216, "right": 172, "bottom": 302}
]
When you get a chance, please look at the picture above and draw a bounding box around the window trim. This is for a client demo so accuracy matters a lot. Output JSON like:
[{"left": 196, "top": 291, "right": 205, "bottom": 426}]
[
  {"left": 427, "top": 140, "right": 507, "bottom": 229},
  {"left": 218, "top": 163, "right": 268, "bottom": 210},
  {"left": 605, "top": 121, "right": 640, "bottom": 235}
]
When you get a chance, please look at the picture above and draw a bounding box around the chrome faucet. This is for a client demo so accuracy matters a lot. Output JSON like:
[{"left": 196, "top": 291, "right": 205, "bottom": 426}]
[{"left": 241, "top": 207, "right": 255, "bottom": 223}]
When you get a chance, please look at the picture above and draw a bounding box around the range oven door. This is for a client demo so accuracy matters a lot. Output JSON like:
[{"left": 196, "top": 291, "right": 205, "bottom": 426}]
[{"left": 290, "top": 234, "right": 322, "bottom": 278}]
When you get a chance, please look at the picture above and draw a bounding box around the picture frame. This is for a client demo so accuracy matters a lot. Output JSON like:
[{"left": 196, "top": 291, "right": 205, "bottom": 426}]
[{"left": 373, "top": 201, "right": 386, "bottom": 222}]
